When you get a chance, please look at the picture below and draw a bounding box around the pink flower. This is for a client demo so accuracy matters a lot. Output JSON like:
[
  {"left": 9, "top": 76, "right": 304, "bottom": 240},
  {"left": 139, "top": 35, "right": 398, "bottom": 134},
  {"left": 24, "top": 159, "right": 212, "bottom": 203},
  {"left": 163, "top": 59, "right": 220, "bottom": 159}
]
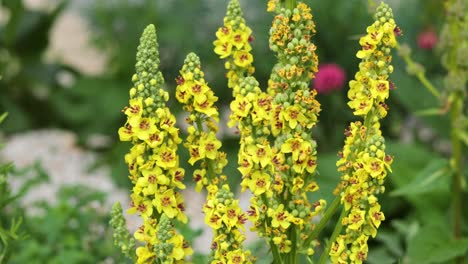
[
  {"left": 417, "top": 29, "right": 438, "bottom": 50},
  {"left": 313, "top": 63, "right": 346, "bottom": 94}
]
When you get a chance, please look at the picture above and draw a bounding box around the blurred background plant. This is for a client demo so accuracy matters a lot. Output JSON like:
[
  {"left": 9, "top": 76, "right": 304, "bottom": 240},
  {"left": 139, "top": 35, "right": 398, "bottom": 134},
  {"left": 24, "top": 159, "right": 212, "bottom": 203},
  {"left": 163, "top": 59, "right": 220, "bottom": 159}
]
[{"left": 0, "top": 0, "right": 466, "bottom": 263}]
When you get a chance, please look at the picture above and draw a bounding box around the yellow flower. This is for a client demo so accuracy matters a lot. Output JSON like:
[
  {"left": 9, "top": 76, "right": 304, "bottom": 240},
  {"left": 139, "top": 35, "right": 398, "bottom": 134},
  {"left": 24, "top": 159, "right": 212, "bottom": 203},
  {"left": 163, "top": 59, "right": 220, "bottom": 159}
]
[
  {"left": 246, "top": 142, "right": 272, "bottom": 168},
  {"left": 205, "top": 210, "right": 223, "bottom": 230},
  {"left": 348, "top": 94, "right": 373, "bottom": 116},
  {"left": 136, "top": 246, "right": 155, "bottom": 264},
  {"left": 368, "top": 204, "right": 384, "bottom": 230},
  {"left": 138, "top": 167, "right": 161, "bottom": 195},
  {"left": 232, "top": 28, "right": 251, "bottom": 49},
  {"left": 154, "top": 189, "right": 177, "bottom": 218},
  {"left": 268, "top": 204, "right": 291, "bottom": 229},
  {"left": 155, "top": 145, "right": 178, "bottom": 169},
  {"left": 226, "top": 249, "right": 247, "bottom": 264},
  {"left": 145, "top": 130, "right": 164, "bottom": 148},
  {"left": 169, "top": 168, "right": 186, "bottom": 189},
  {"left": 132, "top": 117, "right": 157, "bottom": 140},
  {"left": 230, "top": 95, "right": 252, "bottom": 118},
  {"left": 356, "top": 35, "right": 377, "bottom": 59},
  {"left": 175, "top": 81, "right": 190, "bottom": 104},
  {"left": 118, "top": 124, "right": 134, "bottom": 141},
  {"left": 267, "top": 0, "right": 278, "bottom": 12},
  {"left": 168, "top": 233, "right": 186, "bottom": 260},
  {"left": 214, "top": 40, "right": 233, "bottom": 59},
  {"left": 305, "top": 156, "right": 317, "bottom": 173},
  {"left": 363, "top": 156, "right": 385, "bottom": 178},
  {"left": 272, "top": 235, "right": 292, "bottom": 253},
  {"left": 193, "top": 91, "right": 219, "bottom": 119},
  {"left": 280, "top": 136, "right": 310, "bottom": 161},
  {"left": 215, "top": 25, "right": 233, "bottom": 41},
  {"left": 187, "top": 80, "right": 208, "bottom": 96},
  {"left": 200, "top": 132, "right": 222, "bottom": 160},
  {"left": 128, "top": 194, "right": 153, "bottom": 220},
  {"left": 193, "top": 169, "right": 207, "bottom": 192},
  {"left": 233, "top": 50, "right": 253, "bottom": 67},
  {"left": 222, "top": 204, "right": 242, "bottom": 230},
  {"left": 281, "top": 105, "right": 307, "bottom": 129},
  {"left": 174, "top": 191, "right": 188, "bottom": 223},
  {"left": 188, "top": 144, "right": 203, "bottom": 165},
  {"left": 124, "top": 98, "right": 143, "bottom": 121},
  {"left": 371, "top": 80, "right": 390, "bottom": 101},
  {"left": 238, "top": 157, "right": 253, "bottom": 176},
  {"left": 329, "top": 236, "right": 346, "bottom": 261},
  {"left": 347, "top": 208, "right": 366, "bottom": 230},
  {"left": 248, "top": 171, "right": 271, "bottom": 196}
]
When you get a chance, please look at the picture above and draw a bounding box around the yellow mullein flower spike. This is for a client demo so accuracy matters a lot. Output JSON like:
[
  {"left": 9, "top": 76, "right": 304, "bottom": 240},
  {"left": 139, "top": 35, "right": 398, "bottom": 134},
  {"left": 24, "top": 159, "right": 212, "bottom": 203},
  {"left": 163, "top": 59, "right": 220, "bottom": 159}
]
[
  {"left": 330, "top": 2, "right": 398, "bottom": 263},
  {"left": 176, "top": 52, "right": 254, "bottom": 263},
  {"left": 118, "top": 24, "right": 192, "bottom": 263},
  {"left": 213, "top": 0, "right": 255, "bottom": 94}
]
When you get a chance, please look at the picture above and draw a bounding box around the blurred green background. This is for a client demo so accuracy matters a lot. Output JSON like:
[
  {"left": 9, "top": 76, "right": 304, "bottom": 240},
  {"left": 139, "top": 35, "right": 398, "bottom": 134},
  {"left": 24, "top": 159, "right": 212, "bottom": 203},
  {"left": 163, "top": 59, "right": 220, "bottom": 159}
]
[{"left": 1, "top": 0, "right": 466, "bottom": 263}]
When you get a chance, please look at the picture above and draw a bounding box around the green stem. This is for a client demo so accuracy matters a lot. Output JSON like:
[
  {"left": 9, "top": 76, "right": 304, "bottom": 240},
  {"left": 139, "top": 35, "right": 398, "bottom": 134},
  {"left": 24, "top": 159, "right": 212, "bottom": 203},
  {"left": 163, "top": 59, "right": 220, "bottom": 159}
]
[
  {"left": 396, "top": 43, "right": 440, "bottom": 98},
  {"left": 269, "top": 240, "right": 283, "bottom": 264},
  {"left": 285, "top": 0, "right": 296, "bottom": 9},
  {"left": 443, "top": 2, "right": 465, "bottom": 263},
  {"left": 450, "top": 94, "right": 463, "bottom": 264},
  {"left": 318, "top": 208, "right": 346, "bottom": 264},
  {"left": 290, "top": 226, "right": 297, "bottom": 263},
  {"left": 304, "top": 196, "right": 340, "bottom": 246}
]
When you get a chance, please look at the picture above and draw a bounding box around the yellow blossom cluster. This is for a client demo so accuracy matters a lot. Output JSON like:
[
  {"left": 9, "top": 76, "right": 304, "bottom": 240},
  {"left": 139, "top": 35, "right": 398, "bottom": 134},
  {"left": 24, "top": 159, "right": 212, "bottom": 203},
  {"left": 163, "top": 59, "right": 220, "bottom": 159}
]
[
  {"left": 203, "top": 184, "right": 253, "bottom": 263},
  {"left": 213, "top": 0, "right": 255, "bottom": 94},
  {"left": 176, "top": 52, "right": 253, "bottom": 263},
  {"left": 175, "top": 53, "right": 226, "bottom": 192},
  {"left": 329, "top": 3, "right": 397, "bottom": 263},
  {"left": 265, "top": 1, "right": 323, "bottom": 258},
  {"left": 267, "top": 1, "right": 319, "bottom": 95},
  {"left": 215, "top": 0, "right": 325, "bottom": 260},
  {"left": 118, "top": 24, "right": 192, "bottom": 263}
]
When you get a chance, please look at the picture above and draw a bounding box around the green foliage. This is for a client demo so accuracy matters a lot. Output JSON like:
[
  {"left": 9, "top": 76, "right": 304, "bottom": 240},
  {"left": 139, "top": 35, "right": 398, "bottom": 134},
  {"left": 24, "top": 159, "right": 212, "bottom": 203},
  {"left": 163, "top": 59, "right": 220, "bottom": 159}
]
[
  {"left": 0, "top": 113, "right": 27, "bottom": 263},
  {"left": 407, "top": 224, "right": 468, "bottom": 264},
  {"left": 9, "top": 186, "right": 125, "bottom": 264},
  {"left": 391, "top": 158, "right": 451, "bottom": 197},
  {"left": 0, "top": 1, "right": 79, "bottom": 133}
]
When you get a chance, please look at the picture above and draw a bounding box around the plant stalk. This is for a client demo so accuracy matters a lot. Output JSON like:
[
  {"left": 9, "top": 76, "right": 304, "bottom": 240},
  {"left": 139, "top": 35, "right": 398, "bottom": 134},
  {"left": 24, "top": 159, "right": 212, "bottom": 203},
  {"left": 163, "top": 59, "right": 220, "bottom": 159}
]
[
  {"left": 304, "top": 196, "right": 340, "bottom": 247},
  {"left": 318, "top": 207, "right": 346, "bottom": 264},
  {"left": 450, "top": 94, "right": 463, "bottom": 264},
  {"left": 396, "top": 43, "right": 440, "bottom": 98},
  {"left": 285, "top": 0, "right": 296, "bottom": 10}
]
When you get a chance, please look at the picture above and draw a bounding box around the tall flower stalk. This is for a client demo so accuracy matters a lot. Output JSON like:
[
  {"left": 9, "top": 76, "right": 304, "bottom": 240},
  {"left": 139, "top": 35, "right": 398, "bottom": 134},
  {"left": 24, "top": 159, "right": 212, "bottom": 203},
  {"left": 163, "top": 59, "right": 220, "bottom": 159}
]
[
  {"left": 117, "top": 25, "right": 192, "bottom": 264},
  {"left": 176, "top": 52, "right": 254, "bottom": 263},
  {"left": 328, "top": 3, "right": 397, "bottom": 263},
  {"left": 112, "top": 1, "right": 402, "bottom": 263},
  {"left": 439, "top": 1, "right": 467, "bottom": 263},
  {"left": 214, "top": 0, "right": 324, "bottom": 262}
]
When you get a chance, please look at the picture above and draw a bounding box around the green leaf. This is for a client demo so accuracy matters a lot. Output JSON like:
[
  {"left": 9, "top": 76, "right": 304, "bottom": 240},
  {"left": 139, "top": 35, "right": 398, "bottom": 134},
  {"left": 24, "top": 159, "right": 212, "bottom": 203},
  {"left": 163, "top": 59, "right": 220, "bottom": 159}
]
[
  {"left": 0, "top": 112, "right": 7, "bottom": 123},
  {"left": 408, "top": 225, "right": 468, "bottom": 263},
  {"left": 386, "top": 141, "right": 449, "bottom": 224},
  {"left": 391, "top": 158, "right": 451, "bottom": 197},
  {"left": 455, "top": 129, "right": 468, "bottom": 147},
  {"left": 414, "top": 107, "right": 445, "bottom": 116},
  {"left": 367, "top": 246, "right": 398, "bottom": 264},
  {"left": 375, "top": 229, "right": 404, "bottom": 257},
  {"left": 391, "top": 69, "right": 450, "bottom": 139}
]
